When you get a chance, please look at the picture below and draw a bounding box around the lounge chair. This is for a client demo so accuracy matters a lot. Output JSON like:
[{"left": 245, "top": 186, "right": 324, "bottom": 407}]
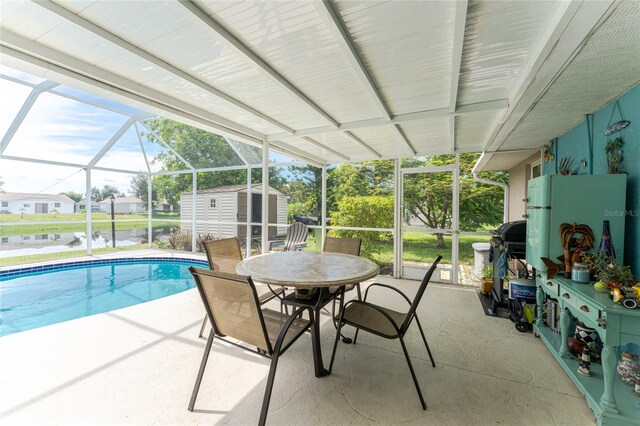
[{"left": 269, "top": 221, "right": 308, "bottom": 252}]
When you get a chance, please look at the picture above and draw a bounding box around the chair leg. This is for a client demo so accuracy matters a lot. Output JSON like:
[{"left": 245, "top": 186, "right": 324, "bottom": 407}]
[
  {"left": 259, "top": 348, "right": 281, "bottom": 426},
  {"left": 329, "top": 318, "right": 346, "bottom": 373},
  {"left": 398, "top": 335, "right": 426, "bottom": 410},
  {"left": 414, "top": 316, "right": 435, "bottom": 367},
  {"left": 188, "top": 330, "right": 215, "bottom": 411},
  {"left": 198, "top": 315, "right": 208, "bottom": 338},
  {"left": 353, "top": 327, "right": 360, "bottom": 345}
]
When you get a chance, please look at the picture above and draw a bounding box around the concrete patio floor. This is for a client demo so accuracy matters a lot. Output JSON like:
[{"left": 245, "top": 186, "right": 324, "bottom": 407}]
[{"left": 0, "top": 259, "right": 594, "bottom": 425}]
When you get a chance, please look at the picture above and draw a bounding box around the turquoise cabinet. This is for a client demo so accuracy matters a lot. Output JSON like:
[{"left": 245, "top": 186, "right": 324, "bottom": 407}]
[{"left": 534, "top": 276, "right": 640, "bottom": 425}]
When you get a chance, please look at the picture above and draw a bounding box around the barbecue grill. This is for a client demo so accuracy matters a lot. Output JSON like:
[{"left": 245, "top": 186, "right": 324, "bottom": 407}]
[{"left": 489, "top": 220, "right": 527, "bottom": 311}]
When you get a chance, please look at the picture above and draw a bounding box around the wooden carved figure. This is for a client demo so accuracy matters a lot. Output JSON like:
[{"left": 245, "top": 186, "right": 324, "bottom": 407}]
[{"left": 559, "top": 223, "right": 594, "bottom": 277}]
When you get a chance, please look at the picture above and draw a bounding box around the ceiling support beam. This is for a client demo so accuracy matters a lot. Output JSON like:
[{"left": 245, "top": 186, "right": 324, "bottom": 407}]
[
  {"left": 343, "top": 131, "right": 381, "bottom": 158},
  {"left": 32, "top": 0, "right": 295, "bottom": 135},
  {"left": 449, "top": 0, "right": 469, "bottom": 153},
  {"left": 302, "top": 137, "right": 350, "bottom": 161},
  {"left": 483, "top": 0, "right": 618, "bottom": 152},
  {"left": 313, "top": 0, "right": 414, "bottom": 155},
  {"left": 267, "top": 98, "right": 508, "bottom": 141},
  {"left": 0, "top": 37, "right": 264, "bottom": 145},
  {"left": 179, "top": 0, "right": 339, "bottom": 129},
  {"left": 0, "top": 80, "right": 58, "bottom": 155},
  {"left": 268, "top": 141, "right": 326, "bottom": 168}
]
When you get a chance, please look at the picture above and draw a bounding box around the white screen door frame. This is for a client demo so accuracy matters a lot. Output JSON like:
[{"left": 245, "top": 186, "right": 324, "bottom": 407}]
[{"left": 394, "top": 160, "right": 460, "bottom": 284}]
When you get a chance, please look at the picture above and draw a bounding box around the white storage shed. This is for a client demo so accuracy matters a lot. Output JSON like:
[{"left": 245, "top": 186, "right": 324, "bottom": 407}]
[{"left": 180, "top": 184, "right": 287, "bottom": 239}]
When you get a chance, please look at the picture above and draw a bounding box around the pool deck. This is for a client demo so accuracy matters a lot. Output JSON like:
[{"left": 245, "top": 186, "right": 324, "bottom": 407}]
[{"left": 0, "top": 250, "right": 594, "bottom": 425}]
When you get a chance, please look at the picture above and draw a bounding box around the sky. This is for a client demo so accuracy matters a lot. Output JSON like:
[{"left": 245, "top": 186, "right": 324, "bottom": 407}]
[{"left": 0, "top": 65, "right": 297, "bottom": 197}]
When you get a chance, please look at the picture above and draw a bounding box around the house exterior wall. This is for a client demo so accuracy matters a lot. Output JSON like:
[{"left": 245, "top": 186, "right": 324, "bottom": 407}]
[
  {"left": 507, "top": 153, "right": 541, "bottom": 222},
  {"left": 0, "top": 198, "right": 74, "bottom": 215},
  {"left": 543, "top": 83, "right": 639, "bottom": 276},
  {"left": 99, "top": 203, "right": 146, "bottom": 214}
]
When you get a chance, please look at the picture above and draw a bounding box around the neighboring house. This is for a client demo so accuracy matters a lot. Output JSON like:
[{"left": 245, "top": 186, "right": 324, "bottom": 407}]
[
  {"left": 154, "top": 199, "right": 177, "bottom": 213},
  {"left": 0, "top": 192, "right": 75, "bottom": 214},
  {"left": 75, "top": 199, "right": 101, "bottom": 213},
  {"left": 180, "top": 184, "right": 287, "bottom": 239},
  {"left": 99, "top": 196, "right": 146, "bottom": 214}
]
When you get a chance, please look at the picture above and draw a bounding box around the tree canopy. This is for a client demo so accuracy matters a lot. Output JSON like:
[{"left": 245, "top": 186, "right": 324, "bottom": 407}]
[
  {"left": 91, "top": 185, "right": 124, "bottom": 202},
  {"left": 129, "top": 173, "right": 157, "bottom": 205},
  {"left": 59, "top": 191, "right": 83, "bottom": 202},
  {"left": 143, "top": 118, "right": 286, "bottom": 207}
]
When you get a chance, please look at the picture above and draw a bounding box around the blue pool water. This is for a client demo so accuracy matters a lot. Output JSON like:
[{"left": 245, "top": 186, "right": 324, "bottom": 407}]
[{"left": 0, "top": 258, "right": 208, "bottom": 337}]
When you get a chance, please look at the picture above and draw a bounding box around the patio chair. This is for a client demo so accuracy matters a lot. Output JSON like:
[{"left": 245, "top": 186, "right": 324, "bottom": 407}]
[
  {"left": 329, "top": 256, "right": 442, "bottom": 410},
  {"left": 188, "top": 267, "right": 313, "bottom": 426},
  {"left": 323, "top": 237, "right": 363, "bottom": 341},
  {"left": 269, "top": 221, "right": 308, "bottom": 252},
  {"left": 199, "top": 237, "right": 284, "bottom": 338}
]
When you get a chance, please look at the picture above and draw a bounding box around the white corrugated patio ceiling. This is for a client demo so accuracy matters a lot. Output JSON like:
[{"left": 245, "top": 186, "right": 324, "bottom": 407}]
[{"left": 1, "top": 0, "right": 638, "bottom": 166}]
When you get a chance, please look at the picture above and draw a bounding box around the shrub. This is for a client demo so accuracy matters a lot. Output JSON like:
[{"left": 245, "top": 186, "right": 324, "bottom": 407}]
[{"left": 330, "top": 196, "right": 393, "bottom": 258}]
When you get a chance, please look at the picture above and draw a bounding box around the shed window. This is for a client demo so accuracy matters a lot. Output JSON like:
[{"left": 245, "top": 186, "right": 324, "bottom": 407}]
[
  {"left": 1, "top": 201, "right": 7, "bottom": 207},
  {"left": 1, "top": 237, "right": 8, "bottom": 243},
  {"left": 23, "top": 203, "right": 30, "bottom": 207},
  {"left": 210, "top": 199, "right": 217, "bottom": 208},
  {"left": 23, "top": 236, "right": 31, "bottom": 240},
  {"left": 54, "top": 203, "right": 61, "bottom": 207}
]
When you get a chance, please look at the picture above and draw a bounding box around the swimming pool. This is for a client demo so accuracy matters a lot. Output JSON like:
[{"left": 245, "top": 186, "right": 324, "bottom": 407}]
[{"left": 0, "top": 257, "right": 209, "bottom": 337}]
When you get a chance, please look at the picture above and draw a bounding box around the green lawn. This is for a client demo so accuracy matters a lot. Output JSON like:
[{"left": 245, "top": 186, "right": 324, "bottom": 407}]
[
  {"left": 0, "top": 244, "right": 158, "bottom": 267},
  {"left": 0, "top": 212, "right": 180, "bottom": 237},
  {"left": 307, "top": 231, "right": 489, "bottom": 266},
  {"left": 1, "top": 227, "right": 490, "bottom": 269}
]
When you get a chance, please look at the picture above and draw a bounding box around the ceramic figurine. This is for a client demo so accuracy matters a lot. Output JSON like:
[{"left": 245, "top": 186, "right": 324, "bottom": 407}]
[{"left": 578, "top": 347, "right": 592, "bottom": 376}]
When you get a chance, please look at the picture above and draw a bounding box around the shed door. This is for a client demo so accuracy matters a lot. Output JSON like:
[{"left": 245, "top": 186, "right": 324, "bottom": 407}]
[
  {"left": 206, "top": 194, "right": 222, "bottom": 236},
  {"left": 237, "top": 193, "right": 247, "bottom": 239}
]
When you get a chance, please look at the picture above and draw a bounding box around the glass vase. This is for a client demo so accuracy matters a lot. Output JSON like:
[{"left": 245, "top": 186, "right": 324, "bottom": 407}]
[{"left": 598, "top": 220, "right": 616, "bottom": 260}]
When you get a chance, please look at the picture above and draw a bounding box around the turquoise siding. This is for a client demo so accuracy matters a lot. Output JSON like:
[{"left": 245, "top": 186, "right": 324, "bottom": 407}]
[{"left": 544, "top": 83, "right": 640, "bottom": 276}]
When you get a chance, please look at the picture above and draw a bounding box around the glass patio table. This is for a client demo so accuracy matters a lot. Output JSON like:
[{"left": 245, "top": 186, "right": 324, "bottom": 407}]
[{"left": 236, "top": 251, "right": 379, "bottom": 377}]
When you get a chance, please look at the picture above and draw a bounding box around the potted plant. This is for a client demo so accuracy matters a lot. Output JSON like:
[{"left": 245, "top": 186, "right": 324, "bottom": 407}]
[
  {"left": 584, "top": 252, "right": 635, "bottom": 292},
  {"left": 480, "top": 266, "right": 493, "bottom": 295}
]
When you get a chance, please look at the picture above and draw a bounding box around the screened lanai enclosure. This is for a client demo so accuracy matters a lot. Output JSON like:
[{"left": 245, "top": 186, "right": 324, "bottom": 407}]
[
  {"left": 1, "top": 0, "right": 638, "bottom": 286},
  {"left": 0, "top": 67, "right": 500, "bottom": 285}
]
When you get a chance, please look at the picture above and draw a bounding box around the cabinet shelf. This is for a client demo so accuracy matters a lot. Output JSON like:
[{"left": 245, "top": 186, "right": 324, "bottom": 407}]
[{"left": 536, "top": 323, "right": 640, "bottom": 425}]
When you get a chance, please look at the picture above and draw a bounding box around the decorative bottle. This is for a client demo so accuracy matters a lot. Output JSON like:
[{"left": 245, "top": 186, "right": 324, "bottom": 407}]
[{"left": 598, "top": 220, "right": 616, "bottom": 260}]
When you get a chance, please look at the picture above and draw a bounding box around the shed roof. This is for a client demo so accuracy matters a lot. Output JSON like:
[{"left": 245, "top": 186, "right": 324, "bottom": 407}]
[
  {"left": 1, "top": 1, "right": 638, "bottom": 168},
  {"left": 181, "top": 184, "right": 283, "bottom": 196}
]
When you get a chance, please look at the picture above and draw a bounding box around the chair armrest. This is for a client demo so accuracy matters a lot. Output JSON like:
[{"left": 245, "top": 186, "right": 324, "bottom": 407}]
[
  {"left": 363, "top": 283, "right": 412, "bottom": 305},
  {"left": 273, "top": 306, "right": 313, "bottom": 355}
]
